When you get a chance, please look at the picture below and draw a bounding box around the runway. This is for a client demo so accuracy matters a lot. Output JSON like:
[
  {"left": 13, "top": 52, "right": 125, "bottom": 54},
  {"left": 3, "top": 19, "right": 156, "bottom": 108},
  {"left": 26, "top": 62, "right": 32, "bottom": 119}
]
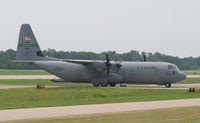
[
  {"left": 0, "top": 83, "right": 199, "bottom": 89},
  {"left": 187, "top": 75, "right": 200, "bottom": 78},
  {"left": 0, "top": 75, "right": 59, "bottom": 79},
  {"left": 0, "top": 84, "right": 35, "bottom": 89},
  {"left": 0, "top": 84, "right": 61, "bottom": 89},
  {"left": 0, "top": 98, "right": 200, "bottom": 121},
  {"left": 126, "top": 83, "right": 200, "bottom": 89},
  {"left": 0, "top": 83, "right": 200, "bottom": 90}
]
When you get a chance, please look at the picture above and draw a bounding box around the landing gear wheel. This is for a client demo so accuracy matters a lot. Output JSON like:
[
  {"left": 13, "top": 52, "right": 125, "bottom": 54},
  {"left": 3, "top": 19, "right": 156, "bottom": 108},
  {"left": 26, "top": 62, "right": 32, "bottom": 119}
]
[
  {"left": 109, "top": 83, "right": 116, "bottom": 87},
  {"left": 165, "top": 83, "right": 171, "bottom": 88},
  {"left": 93, "top": 84, "right": 100, "bottom": 87},
  {"left": 101, "top": 84, "right": 108, "bottom": 87}
]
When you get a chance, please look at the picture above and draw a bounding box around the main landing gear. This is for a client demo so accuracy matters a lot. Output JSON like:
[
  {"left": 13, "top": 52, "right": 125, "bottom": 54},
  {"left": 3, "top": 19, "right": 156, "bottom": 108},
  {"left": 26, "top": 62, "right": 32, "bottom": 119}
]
[
  {"left": 93, "top": 83, "right": 100, "bottom": 87},
  {"left": 93, "top": 83, "right": 108, "bottom": 87},
  {"left": 93, "top": 83, "right": 116, "bottom": 87},
  {"left": 165, "top": 83, "right": 171, "bottom": 88},
  {"left": 101, "top": 83, "right": 108, "bottom": 87},
  {"left": 109, "top": 83, "right": 116, "bottom": 87}
]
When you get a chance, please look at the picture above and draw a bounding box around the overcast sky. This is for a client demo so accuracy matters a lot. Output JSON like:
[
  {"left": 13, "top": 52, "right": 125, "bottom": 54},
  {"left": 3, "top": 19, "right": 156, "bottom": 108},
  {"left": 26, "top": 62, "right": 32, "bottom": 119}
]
[{"left": 0, "top": 0, "right": 200, "bottom": 58}]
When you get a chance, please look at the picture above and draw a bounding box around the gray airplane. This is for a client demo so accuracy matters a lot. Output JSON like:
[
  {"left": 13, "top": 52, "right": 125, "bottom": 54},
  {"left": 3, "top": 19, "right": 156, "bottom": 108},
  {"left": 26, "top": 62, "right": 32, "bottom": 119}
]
[{"left": 12, "top": 24, "right": 186, "bottom": 88}]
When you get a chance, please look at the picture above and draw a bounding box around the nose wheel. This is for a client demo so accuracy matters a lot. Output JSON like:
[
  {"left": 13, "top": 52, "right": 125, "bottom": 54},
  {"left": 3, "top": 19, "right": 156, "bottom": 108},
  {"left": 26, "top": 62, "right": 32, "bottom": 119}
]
[{"left": 165, "top": 83, "right": 171, "bottom": 88}]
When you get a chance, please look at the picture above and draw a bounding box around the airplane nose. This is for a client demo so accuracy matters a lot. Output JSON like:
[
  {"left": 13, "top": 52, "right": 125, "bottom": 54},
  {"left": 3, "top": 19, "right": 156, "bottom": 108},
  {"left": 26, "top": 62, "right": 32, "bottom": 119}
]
[{"left": 179, "top": 72, "right": 187, "bottom": 81}]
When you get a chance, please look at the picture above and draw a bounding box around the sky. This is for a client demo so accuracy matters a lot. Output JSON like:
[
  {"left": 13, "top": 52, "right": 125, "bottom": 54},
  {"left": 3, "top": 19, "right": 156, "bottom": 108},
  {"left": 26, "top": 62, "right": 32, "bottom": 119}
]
[{"left": 0, "top": 0, "right": 200, "bottom": 58}]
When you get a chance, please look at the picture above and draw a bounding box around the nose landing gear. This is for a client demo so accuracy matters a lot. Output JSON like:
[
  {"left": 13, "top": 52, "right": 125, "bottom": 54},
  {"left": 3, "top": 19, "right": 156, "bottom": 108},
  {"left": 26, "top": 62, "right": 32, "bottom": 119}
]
[{"left": 165, "top": 83, "right": 171, "bottom": 88}]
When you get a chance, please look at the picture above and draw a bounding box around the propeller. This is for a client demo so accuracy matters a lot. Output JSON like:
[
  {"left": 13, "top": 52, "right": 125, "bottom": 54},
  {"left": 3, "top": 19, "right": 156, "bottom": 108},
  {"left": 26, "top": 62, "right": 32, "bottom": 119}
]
[
  {"left": 116, "top": 63, "right": 122, "bottom": 73},
  {"left": 116, "top": 63, "right": 122, "bottom": 69},
  {"left": 104, "top": 53, "right": 112, "bottom": 75},
  {"left": 143, "top": 55, "right": 147, "bottom": 62}
]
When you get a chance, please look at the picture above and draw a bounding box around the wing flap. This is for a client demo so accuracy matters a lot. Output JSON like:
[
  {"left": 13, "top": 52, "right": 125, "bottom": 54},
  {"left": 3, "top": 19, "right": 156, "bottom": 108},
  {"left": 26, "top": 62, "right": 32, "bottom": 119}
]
[
  {"left": 63, "top": 59, "right": 106, "bottom": 71},
  {"left": 63, "top": 60, "right": 92, "bottom": 65}
]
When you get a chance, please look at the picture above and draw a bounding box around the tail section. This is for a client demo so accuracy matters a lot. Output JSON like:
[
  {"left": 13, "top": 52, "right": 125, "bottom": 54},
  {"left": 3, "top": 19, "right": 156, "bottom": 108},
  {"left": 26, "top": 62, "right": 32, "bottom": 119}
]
[{"left": 16, "top": 24, "right": 44, "bottom": 60}]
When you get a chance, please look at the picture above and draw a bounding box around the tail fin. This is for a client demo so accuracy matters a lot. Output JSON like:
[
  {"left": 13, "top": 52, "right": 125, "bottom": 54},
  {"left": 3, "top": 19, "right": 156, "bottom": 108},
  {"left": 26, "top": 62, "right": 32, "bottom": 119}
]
[{"left": 16, "top": 24, "right": 44, "bottom": 60}]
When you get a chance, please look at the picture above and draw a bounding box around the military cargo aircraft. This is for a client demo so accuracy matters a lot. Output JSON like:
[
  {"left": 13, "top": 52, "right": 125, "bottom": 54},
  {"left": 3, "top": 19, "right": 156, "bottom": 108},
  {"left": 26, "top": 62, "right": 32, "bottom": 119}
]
[{"left": 12, "top": 24, "right": 186, "bottom": 88}]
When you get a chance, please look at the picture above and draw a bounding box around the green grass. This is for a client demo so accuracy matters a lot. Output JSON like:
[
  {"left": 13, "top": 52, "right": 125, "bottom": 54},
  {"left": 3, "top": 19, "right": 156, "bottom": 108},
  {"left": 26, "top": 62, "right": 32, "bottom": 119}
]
[
  {"left": 0, "top": 69, "right": 49, "bottom": 75},
  {"left": 177, "top": 78, "right": 200, "bottom": 84},
  {"left": 183, "top": 70, "right": 200, "bottom": 75},
  {"left": 0, "top": 79, "right": 91, "bottom": 86},
  {"left": 0, "top": 79, "right": 52, "bottom": 85},
  {"left": 6, "top": 106, "right": 200, "bottom": 123},
  {"left": 0, "top": 87, "right": 199, "bottom": 110}
]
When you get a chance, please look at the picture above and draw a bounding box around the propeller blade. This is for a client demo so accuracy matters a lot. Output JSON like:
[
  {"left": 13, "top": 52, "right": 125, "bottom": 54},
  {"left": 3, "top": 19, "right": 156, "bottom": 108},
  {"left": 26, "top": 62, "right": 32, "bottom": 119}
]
[
  {"left": 106, "top": 53, "right": 110, "bottom": 62},
  {"left": 143, "top": 55, "right": 147, "bottom": 62},
  {"left": 105, "top": 53, "right": 111, "bottom": 75},
  {"left": 107, "top": 67, "right": 110, "bottom": 74}
]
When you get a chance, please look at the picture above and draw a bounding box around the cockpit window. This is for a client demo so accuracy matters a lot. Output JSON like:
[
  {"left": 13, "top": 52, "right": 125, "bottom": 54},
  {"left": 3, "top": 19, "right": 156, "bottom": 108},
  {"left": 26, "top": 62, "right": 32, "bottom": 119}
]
[
  {"left": 168, "top": 65, "right": 176, "bottom": 69},
  {"left": 175, "top": 66, "right": 180, "bottom": 71}
]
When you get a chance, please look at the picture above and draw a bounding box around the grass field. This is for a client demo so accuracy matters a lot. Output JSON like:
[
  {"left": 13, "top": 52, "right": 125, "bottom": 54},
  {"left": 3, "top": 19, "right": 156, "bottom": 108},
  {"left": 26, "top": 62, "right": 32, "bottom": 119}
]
[
  {"left": 0, "top": 87, "right": 200, "bottom": 110},
  {"left": 0, "top": 69, "right": 49, "bottom": 75},
  {"left": 5, "top": 106, "right": 200, "bottom": 123},
  {"left": 177, "top": 78, "right": 200, "bottom": 84},
  {"left": 183, "top": 70, "right": 200, "bottom": 75},
  {"left": 0, "top": 79, "right": 92, "bottom": 86}
]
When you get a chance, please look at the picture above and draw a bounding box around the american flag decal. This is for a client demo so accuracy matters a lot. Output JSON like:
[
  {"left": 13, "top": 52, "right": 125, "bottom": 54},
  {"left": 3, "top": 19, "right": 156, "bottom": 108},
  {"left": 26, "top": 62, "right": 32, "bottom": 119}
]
[{"left": 24, "top": 36, "right": 31, "bottom": 41}]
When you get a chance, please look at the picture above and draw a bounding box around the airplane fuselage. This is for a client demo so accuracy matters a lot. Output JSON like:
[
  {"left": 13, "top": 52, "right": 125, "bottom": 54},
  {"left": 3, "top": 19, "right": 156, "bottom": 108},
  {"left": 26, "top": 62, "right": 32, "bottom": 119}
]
[{"left": 34, "top": 61, "right": 186, "bottom": 85}]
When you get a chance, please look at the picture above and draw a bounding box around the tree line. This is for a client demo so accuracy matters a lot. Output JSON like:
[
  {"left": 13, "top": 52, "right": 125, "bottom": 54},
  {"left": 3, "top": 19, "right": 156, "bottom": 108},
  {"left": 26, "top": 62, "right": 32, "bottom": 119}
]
[{"left": 0, "top": 49, "right": 200, "bottom": 70}]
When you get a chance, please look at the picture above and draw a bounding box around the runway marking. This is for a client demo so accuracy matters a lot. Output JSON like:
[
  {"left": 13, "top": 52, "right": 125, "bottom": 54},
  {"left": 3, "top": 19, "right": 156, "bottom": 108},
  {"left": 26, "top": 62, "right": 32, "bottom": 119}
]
[{"left": 1, "top": 98, "right": 200, "bottom": 121}]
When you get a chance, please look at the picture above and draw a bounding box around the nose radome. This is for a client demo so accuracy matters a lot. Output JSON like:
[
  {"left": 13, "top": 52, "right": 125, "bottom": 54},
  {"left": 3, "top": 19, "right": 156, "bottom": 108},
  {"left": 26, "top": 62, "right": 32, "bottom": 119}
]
[{"left": 180, "top": 72, "right": 187, "bottom": 81}]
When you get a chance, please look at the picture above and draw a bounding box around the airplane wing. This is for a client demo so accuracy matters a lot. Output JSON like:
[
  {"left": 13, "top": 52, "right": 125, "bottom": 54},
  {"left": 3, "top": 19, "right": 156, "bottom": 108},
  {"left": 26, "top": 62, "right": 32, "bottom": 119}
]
[
  {"left": 63, "top": 59, "right": 104, "bottom": 65},
  {"left": 63, "top": 59, "right": 93, "bottom": 65},
  {"left": 63, "top": 59, "right": 106, "bottom": 71},
  {"left": 63, "top": 59, "right": 122, "bottom": 73}
]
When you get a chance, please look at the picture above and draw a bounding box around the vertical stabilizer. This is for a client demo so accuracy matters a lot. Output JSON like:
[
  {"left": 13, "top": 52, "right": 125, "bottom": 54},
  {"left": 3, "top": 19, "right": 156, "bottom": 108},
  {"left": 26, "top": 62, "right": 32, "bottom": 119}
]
[{"left": 16, "top": 24, "right": 44, "bottom": 60}]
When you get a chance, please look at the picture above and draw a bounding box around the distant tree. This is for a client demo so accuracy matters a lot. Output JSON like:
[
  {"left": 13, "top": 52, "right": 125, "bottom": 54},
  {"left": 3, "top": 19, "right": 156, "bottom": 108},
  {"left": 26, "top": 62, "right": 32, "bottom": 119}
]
[{"left": 0, "top": 49, "right": 199, "bottom": 70}]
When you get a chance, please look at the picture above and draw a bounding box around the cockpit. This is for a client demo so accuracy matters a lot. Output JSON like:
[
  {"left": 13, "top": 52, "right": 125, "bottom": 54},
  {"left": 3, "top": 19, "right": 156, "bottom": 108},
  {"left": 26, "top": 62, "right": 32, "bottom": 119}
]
[
  {"left": 168, "top": 65, "right": 180, "bottom": 71},
  {"left": 166, "top": 64, "right": 186, "bottom": 82}
]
